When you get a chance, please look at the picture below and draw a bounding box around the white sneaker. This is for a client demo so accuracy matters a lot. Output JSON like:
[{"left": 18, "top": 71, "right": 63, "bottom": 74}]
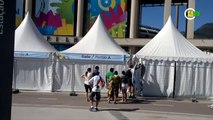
[
  {"left": 89, "top": 106, "right": 94, "bottom": 111},
  {"left": 208, "top": 104, "right": 213, "bottom": 109}
]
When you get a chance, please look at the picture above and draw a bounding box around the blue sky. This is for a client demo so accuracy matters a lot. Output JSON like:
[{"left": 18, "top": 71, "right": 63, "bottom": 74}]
[{"left": 140, "top": 0, "right": 213, "bottom": 32}]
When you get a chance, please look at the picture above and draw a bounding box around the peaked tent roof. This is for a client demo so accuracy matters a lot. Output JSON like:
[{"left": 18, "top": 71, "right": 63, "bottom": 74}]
[
  {"left": 135, "top": 16, "right": 213, "bottom": 62},
  {"left": 15, "top": 12, "right": 57, "bottom": 52},
  {"left": 61, "top": 16, "right": 128, "bottom": 56}
]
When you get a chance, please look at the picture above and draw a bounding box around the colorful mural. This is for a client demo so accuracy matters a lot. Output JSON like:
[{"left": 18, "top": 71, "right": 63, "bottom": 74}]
[
  {"left": 16, "top": 0, "right": 24, "bottom": 27},
  {"left": 35, "top": 0, "right": 75, "bottom": 35},
  {"left": 87, "top": 0, "right": 128, "bottom": 38}
]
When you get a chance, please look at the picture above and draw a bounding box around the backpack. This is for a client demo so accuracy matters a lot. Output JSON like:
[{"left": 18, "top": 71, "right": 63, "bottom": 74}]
[
  {"left": 125, "top": 69, "right": 132, "bottom": 79},
  {"left": 122, "top": 75, "right": 128, "bottom": 84},
  {"left": 97, "top": 76, "right": 105, "bottom": 89}
]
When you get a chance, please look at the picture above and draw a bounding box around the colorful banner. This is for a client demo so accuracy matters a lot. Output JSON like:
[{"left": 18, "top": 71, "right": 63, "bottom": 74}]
[
  {"left": 35, "top": 0, "right": 75, "bottom": 35},
  {"left": 87, "top": 0, "right": 128, "bottom": 38},
  {"left": 16, "top": 0, "right": 24, "bottom": 27}
]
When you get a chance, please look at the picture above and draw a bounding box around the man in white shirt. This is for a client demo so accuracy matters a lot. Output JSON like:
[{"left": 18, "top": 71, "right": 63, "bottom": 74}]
[{"left": 88, "top": 71, "right": 104, "bottom": 111}]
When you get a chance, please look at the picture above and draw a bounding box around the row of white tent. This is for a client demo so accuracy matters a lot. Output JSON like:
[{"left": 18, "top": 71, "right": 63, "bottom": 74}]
[
  {"left": 14, "top": 13, "right": 128, "bottom": 93},
  {"left": 14, "top": 13, "right": 213, "bottom": 98}
]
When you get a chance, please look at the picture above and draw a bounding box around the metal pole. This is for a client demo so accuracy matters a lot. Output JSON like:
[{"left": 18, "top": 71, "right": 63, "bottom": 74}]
[
  {"left": 70, "top": 63, "right": 77, "bottom": 96},
  {"left": 173, "top": 62, "right": 176, "bottom": 98},
  {"left": 12, "top": 59, "right": 19, "bottom": 94},
  {"left": 175, "top": 5, "right": 179, "bottom": 29},
  {"left": 51, "top": 53, "right": 57, "bottom": 92},
  {"left": 13, "top": 59, "right": 17, "bottom": 90}
]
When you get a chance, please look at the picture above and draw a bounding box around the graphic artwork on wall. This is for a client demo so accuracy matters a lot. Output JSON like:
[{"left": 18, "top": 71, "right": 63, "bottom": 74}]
[
  {"left": 87, "top": 0, "right": 128, "bottom": 38},
  {"left": 35, "top": 0, "right": 75, "bottom": 35}
]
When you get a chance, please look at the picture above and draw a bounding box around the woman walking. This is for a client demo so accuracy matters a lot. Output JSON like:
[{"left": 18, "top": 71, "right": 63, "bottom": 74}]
[
  {"left": 121, "top": 71, "right": 128, "bottom": 103},
  {"left": 81, "top": 68, "right": 92, "bottom": 102}
]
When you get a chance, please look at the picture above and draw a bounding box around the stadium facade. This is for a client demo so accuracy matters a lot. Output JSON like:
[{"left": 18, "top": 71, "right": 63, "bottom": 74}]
[{"left": 20, "top": 0, "right": 213, "bottom": 55}]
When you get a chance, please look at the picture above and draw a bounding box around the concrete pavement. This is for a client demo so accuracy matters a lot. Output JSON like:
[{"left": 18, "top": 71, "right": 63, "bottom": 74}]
[
  {"left": 12, "top": 105, "right": 213, "bottom": 120},
  {"left": 11, "top": 91, "right": 213, "bottom": 120}
]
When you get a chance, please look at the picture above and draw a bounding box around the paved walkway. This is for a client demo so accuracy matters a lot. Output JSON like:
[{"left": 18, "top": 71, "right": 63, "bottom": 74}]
[
  {"left": 12, "top": 105, "right": 213, "bottom": 120},
  {"left": 12, "top": 91, "right": 213, "bottom": 120}
]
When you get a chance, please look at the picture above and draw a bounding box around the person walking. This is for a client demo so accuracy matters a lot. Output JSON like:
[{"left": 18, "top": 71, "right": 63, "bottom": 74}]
[
  {"left": 105, "top": 68, "right": 114, "bottom": 103},
  {"left": 109, "top": 71, "right": 121, "bottom": 104},
  {"left": 92, "top": 66, "right": 100, "bottom": 76},
  {"left": 126, "top": 65, "right": 135, "bottom": 98},
  {"left": 121, "top": 71, "right": 128, "bottom": 103},
  {"left": 88, "top": 72, "right": 105, "bottom": 111},
  {"left": 81, "top": 68, "right": 92, "bottom": 102}
]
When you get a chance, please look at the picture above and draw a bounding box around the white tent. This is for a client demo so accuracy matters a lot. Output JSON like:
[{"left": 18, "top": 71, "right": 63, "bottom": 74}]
[
  {"left": 14, "top": 13, "right": 57, "bottom": 91},
  {"left": 62, "top": 15, "right": 128, "bottom": 61},
  {"left": 54, "top": 16, "right": 129, "bottom": 92},
  {"left": 15, "top": 12, "right": 57, "bottom": 57},
  {"left": 135, "top": 17, "right": 213, "bottom": 98}
]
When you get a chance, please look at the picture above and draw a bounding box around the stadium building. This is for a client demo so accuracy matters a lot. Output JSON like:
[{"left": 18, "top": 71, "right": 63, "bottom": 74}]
[{"left": 17, "top": 0, "right": 213, "bottom": 55}]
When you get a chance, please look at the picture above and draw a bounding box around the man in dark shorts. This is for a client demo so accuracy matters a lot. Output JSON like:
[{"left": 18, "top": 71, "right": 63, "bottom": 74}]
[
  {"left": 88, "top": 72, "right": 104, "bottom": 111},
  {"left": 126, "top": 65, "right": 135, "bottom": 98}
]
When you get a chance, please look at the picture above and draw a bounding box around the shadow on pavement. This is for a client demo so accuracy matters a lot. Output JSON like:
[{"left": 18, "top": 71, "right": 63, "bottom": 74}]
[
  {"left": 100, "top": 98, "right": 155, "bottom": 104},
  {"left": 127, "top": 99, "right": 152, "bottom": 104},
  {"left": 100, "top": 108, "right": 140, "bottom": 112}
]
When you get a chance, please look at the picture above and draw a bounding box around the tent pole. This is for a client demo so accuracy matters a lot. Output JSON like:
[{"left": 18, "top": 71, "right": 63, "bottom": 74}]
[
  {"left": 70, "top": 63, "right": 77, "bottom": 96},
  {"left": 13, "top": 59, "right": 17, "bottom": 90},
  {"left": 12, "top": 59, "right": 19, "bottom": 94},
  {"left": 51, "top": 54, "right": 57, "bottom": 92},
  {"left": 173, "top": 62, "right": 176, "bottom": 98}
]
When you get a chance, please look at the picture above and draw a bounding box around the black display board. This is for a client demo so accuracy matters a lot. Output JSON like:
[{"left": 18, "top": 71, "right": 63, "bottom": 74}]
[{"left": 0, "top": 0, "right": 16, "bottom": 120}]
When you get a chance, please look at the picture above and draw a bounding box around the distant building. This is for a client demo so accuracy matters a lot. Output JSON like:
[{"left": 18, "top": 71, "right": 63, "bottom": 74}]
[
  {"left": 139, "top": 25, "right": 160, "bottom": 38},
  {"left": 194, "top": 23, "right": 213, "bottom": 39}
]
